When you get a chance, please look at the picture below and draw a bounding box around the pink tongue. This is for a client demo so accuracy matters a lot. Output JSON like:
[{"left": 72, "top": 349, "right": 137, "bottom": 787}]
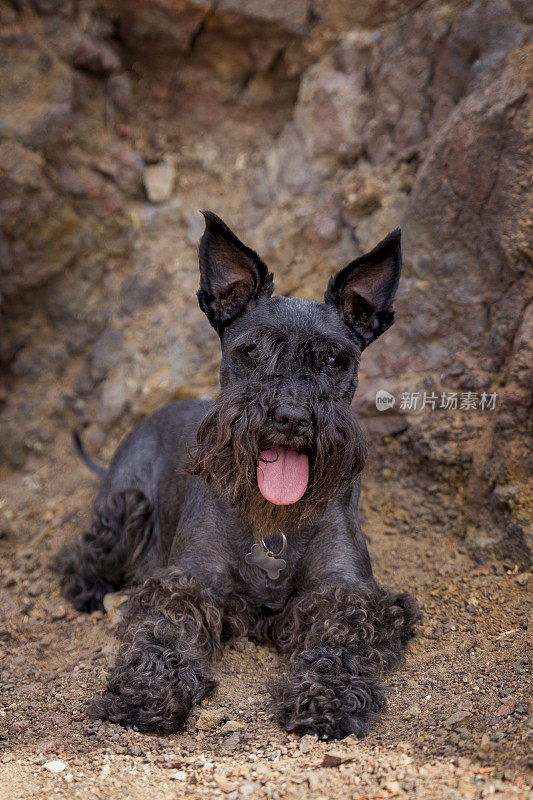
[{"left": 257, "top": 448, "right": 309, "bottom": 505}]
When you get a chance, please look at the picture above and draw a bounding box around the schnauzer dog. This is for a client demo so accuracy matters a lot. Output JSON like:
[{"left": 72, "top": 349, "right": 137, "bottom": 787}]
[{"left": 57, "top": 212, "right": 418, "bottom": 739}]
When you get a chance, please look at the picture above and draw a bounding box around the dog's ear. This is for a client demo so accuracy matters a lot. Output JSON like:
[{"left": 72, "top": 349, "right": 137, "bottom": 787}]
[
  {"left": 197, "top": 211, "right": 274, "bottom": 332},
  {"left": 325, "top": 229, "right": 402, "bottom": 347}
]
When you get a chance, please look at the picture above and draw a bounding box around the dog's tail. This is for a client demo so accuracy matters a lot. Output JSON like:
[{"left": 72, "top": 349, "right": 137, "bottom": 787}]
[{"left": 72, "top": 430, "right": 107, "bottom": 479}]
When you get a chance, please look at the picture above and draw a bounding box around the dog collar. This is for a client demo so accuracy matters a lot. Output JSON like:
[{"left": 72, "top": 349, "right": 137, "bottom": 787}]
[{"left": 245, "top": 530, "right": 287, "bottom": 580}]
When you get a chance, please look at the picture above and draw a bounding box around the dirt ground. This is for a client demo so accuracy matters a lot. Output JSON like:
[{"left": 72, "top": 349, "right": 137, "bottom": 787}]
[{"left": 0, "top": 436, "right": 531, "bottom": 800}]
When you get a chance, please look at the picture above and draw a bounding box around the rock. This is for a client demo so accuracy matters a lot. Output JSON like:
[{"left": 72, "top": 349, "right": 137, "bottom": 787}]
[
  {"left": 50, "top": 605, "right": 67, "bottom": 621},
  {"left": 196, "top": 708, "right": 226, "bottom": 731},
  {"left": 402, "top": 704, "right": 422, "bottom": 719},
  {"left": 213, "top": 774, "right": 239, "bottom": 793},
  {"left": 515, "top": 573, "right": 530, "bottom": 586},
  {"left": 11, "top": 719, "right": 30, "bottom": 733},
  {"left": 0, "top": 31, "right": 73, "bottom": 147},
  {"left": 495, "top": 700, "right": 516, "bottom": 717},
  {"left": 299, "top": 733, "right": 317, "bottom": 753},
  {"left": 220, "top": 731, "right": 241, "bottom": 753},
  {"left": 43, "top": 760, "right": 66, "bottom": 773},
  {"left": 91, "top": 330, "right": 126, "bottom": 378},
  {"left": 0, "top": 421, "right": 27, "bottom": 470},
  {"left": 155, "top": 754, "right": 186, "bottom": 769},
  {"left": 143, "top": 161, "right": 175, "bottom": 203},
  {"left": 307, "top": 773, "right": 320, "bottom": 790},
  {"left": 96, "top": 378, "right": 131, "bottom": 428},
  {"left": 71, "top": 36, "right": 121, "bottom": 74},
  {"left": 321, "top": 750, "right": 358, "bottom": 767},
  {"left": 238, "top": 780, "right": 256, "bottom": 797},
  {"left": 107, "top": 73, "right": 134, "bottom": 113},
  {"left": 444, "top": 710, "right": 471, "bottom": 728},
  {"left": 294, "top": 60, "right": 366, "bottom": 160},
  {"left": 219, "top": 720, "right": 247, "bottom": 734}
]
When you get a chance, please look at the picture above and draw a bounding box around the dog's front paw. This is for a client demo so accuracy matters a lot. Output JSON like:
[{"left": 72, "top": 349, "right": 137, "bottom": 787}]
[
  {"left": 270, "top": 673, "right": 385, "bottom": 740},
  {"left": 88, "top": 685, "right": 191, "bottom": 735}
]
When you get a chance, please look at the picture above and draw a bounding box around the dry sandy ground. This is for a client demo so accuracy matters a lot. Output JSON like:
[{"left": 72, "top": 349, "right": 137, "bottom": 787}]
[{"left": 0, "top": 436, "right": 531, "bottom": 800}]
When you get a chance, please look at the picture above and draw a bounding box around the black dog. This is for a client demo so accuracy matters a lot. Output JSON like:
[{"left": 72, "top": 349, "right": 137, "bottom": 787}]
[{"left": 57, "top": 212, "right": 418, "bottom": 739}]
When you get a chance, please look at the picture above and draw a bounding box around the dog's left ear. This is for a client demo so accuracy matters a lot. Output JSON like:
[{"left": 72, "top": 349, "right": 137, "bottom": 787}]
[
  {"left": 197, "top": 211, "right": 274, "bottom": 333},
  {"left": 325, "top": 229, "right": 402, "bottom": 347}
]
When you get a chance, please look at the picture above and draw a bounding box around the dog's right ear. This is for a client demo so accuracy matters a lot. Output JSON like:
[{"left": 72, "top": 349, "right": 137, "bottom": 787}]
[{"left": 197, "top": 211, "right": 274, "bottom": 333}]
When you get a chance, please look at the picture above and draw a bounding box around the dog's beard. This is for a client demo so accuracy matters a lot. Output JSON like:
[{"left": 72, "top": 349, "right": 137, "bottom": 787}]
[{"left": 189, "top": 385, "right": 368, "bottom": 534}]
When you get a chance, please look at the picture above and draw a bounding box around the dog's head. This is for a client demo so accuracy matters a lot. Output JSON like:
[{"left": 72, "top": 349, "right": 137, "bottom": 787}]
[{"left": 190, "top": 212, "right": 402, "bottom": 532}]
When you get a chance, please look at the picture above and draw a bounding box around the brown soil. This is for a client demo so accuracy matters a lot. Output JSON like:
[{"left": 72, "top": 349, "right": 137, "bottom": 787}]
[{"left": 0, "top": 444, "right": 531, "bottom": 800}]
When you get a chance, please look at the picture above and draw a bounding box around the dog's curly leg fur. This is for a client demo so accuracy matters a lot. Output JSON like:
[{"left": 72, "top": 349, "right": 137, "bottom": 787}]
[
  {"left": 270, "top": 585, "right": 419, "bottom": 739},
  {"left": 55, "top": 490, "right": 153, "bottom": 613},
  {"left": 89, "top": 571, "right": 223, "bottom": 734}
]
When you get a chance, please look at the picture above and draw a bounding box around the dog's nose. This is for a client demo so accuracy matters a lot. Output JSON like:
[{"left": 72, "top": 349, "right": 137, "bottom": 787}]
[{"left": 273, "top": 404, "right": 311, "bottom": 436}]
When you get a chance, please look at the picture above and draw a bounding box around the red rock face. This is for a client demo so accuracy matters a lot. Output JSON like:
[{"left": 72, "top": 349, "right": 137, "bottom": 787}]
[{"left": 0, "top": 0, "right": 531, "bottom": 559}]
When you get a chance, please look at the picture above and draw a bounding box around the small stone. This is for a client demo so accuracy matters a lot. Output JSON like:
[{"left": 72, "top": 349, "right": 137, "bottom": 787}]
[
  {"left": 155, "top": 755, "right": 185, "bottom": 769},
  {"left": 220, "top": 732, "right": 241, "bottom": 753},
  {"left": 196, "top": 708, "right": 226, "bottom": 730},
  {"left": 11, "top": 719, "right": 30, "bottom": 733},
  {"left": 220, "top": 720, "right": 246, "bottom": 734},
  {"left": 444, "top": 710, "right": 471, "bottom": 728},
  {"left": 99, "top": 763, "right": 111, "bottom": 780},
  {"left": 239, "top": 780, "right": 256, "bottom": 797},
  {"left": 299, "top": 733, "right": 317, "bottom": 753},
  {"left": 515, "top": 573, "right": 530, "bottom": 586},
  {"left": 495, "top": 700, "right": 516, "bottom": 716},
  {"left": 307, "top": 773, "right": 320, "bottom": 790},
  {"left": 50, "top": 605, "right": 66, "bottom": 621},
  {"left": 515, "top": 702, "right": 528, "bottom": 715},
  {"left": 44, "top": 760, "right": 66, "bottom": 773},
  {"left": 402, "top": 704, "right": 421, "bottom": 719},
  {"left": 214, "top": 775, "right": 239, "bottom": 793},
  {"left": 143, "top": 162, "right": 175, "bottom": 203},
  {"left": 321, "top": 750, "right": 357, "bottom": 767}
]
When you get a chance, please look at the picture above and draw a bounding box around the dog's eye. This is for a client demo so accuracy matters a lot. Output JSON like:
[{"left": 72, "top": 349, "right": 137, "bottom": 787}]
[
  {"left": 325, "top": 353, "right": 342, "bottom": 368},
  {"left": 245, "top": 345, "right": 260, "bottom": 360}
]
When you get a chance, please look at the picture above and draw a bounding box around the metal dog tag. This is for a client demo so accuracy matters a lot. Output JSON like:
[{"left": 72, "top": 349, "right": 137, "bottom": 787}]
[{"left": 245, "top": 543, "right": 287, "bottom": 580}]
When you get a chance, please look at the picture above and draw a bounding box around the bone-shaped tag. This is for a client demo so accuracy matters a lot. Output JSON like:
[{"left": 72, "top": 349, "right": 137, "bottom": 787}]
[{"left": 245, "top": 543, "right": 287, "bottom": 580}]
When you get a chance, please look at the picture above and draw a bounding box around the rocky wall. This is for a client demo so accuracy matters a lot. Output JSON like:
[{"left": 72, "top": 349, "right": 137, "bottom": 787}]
[{"left": 0, "top": 0, "right": 531, "bottom": 561}]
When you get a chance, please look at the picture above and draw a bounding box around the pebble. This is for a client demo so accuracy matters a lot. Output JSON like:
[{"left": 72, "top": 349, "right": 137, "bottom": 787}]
[
  {"left": 299, "top": 733, "right": 317, "bottom": 753},
  {"left": 143, "top": 161, "right": 175, "bottom": 203},
  {"left": 220, "top": 720, "right": 247, "bottom": 734},
  {"left": 214, "top": 775, "right": 239, "bottom": 793},
  {"left": 196, "top": 708, "right": 226, "bottom": 730},
  {"left": 515, "top": 572, "right": 529, "bottom": 586},
  {"left": 308, "top": 773, "right": 320, "bottom": 790},
  {"left": 321, "top": 750, "right": 357, "bottom": 767},
  {"left": 220, "top": 732, "right": 241, "bottom": 753},
  {"left": 495, "top": 699, "right": 516, "bottom": 716},
  {"left": 444, "top": 710, "right": 471, "bottom": 728},
  {"left": 43, "top": 761, "right": 66, "bottom": 774},
  {"left": 402, "top": 704, "right": 421, "bottom": 719}
]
